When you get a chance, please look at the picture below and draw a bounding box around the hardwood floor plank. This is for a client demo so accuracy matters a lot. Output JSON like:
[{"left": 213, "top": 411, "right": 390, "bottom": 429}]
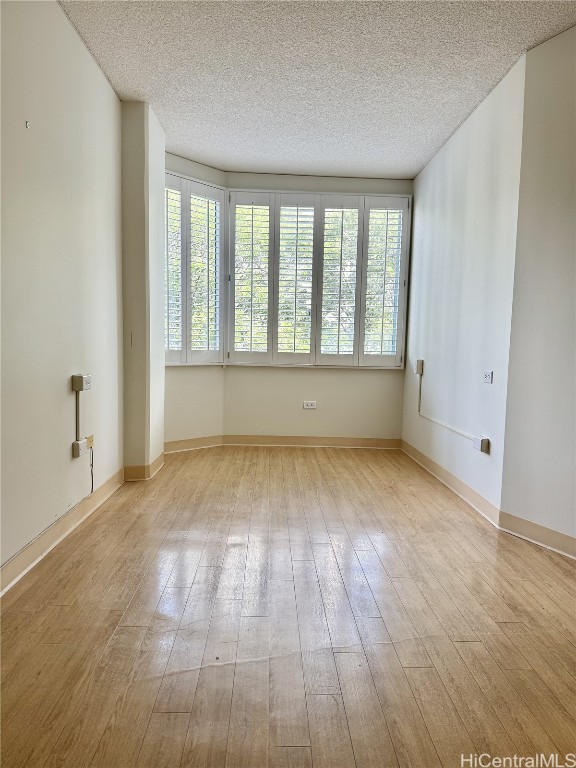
[
  {"left": 357, "top": 550, "right": 418, "bottom": 642},
  {"left": 136, "top": 712, "right": 189, "bottom": 767},
  {"left": 154, "top": 626, "right": 208, "bottom": 712},
  {"left": 500, "top": 629, "right": 576, "bottom": 719},
  {"left": 312, "top": 543, "right": 363, "bottom": 652},
  {"left": 1, "top": 641, "right": 106, "bottom": 768},
  {"left": 504, "top": 669, "right": 576, "bottom": 757},
  {"left": 269, "top": 746, "right": 313, "bottom": 768},
  {"left": 412, "top": 571, "right": 479, "bottom": 641},
  {"left": 393, "top": 638, "right": 433, "bottom": 668},
  {"left": 44, "top": 626, "right": 147, "bottom": 768},
  {"left": 269, "top": 580, "right": 310, "bottom": 747},
  {"left": 181, "top": 639, "right": 237, "bottom": 768},
  {"left": 422, "top": 635, "right": 517, "bottom": 755},
  {"left": 306, "top": 693, "right": 356, "bottom": 768},
  {"left": 226, "top": 617, "right": 270, "bottom": 768},
  {"left": 329, "top": 533, "right": 382, "bottom": 617},
  {"left": 455, "top": 640, "right": 559, "bottom": 755},
  {"left": 364, "top": 642, "right": 442, "bottom": 767},
  {"left": 90, "top": 629, "right": 176, "bottom": 767},
  {"left": 292, "top": 560, "right": 340, "bottom": 695},
  {"left": 149, "top": 586, "right": 190, "bottom": 633},
  {"left": 476, "top": 631, "right": 532, "bottom": 670},
  {"left": 179, "top": 565, "right": 222, "bottom": 632},
  {"left": 335, "top": 651, "right": 398, "bottom": 768},
  {"left": 390, "top": 577, "right": 446, "bottom": 639},
  {"left": 405, "top": 667, "right": 476, "bottom": 767}
]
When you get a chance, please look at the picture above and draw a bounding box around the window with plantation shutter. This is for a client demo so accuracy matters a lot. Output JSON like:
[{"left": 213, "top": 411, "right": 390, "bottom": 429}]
[
  {"left": 275, "top": 195, "right": 315, "bottom": 363},
  {"left": 164, "top": 173, "right": 224, "bottom": 363},
  {"left": 165, "top": 184, "right": 182, "bottom": 354},
  {"left": 165, "top": 173, "right": 410, "bottom": 369},
  {"left": 317, "top": 197, "right": 363, "bottom": 364},
  {"left": 230, "top": 193, "right": 272, "bottom": 361},
  {"left": 189, "top": 194, "right": 220, "bottom": 353},
  {"left": 359, "top": 198, "right": 409, "bottom": 366}
]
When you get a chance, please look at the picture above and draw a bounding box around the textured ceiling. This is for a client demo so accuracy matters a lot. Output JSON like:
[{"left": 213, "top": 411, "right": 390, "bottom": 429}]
[{"left": 60, "top": 1, "right": 576, "bottom": 178}]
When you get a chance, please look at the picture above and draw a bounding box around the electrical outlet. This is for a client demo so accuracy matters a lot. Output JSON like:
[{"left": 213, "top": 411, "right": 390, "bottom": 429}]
[
  {"left": 86, "top": 435, "right": 94, "bottom": 449},
  {"left": 414, "top": 359, "right": 424, "bottom": 375},
  {"left": 303, "top": 401, "right": 317, "bottom": 409},
  {"left": 72, "top": 438, "right": 88, "bottom": 458},
  {"left": 483, "top": 371, "right": 493, "bottom": 384}
]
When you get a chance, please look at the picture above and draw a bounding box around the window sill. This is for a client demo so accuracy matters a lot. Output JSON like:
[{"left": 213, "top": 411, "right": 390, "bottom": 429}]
[{"left": 165, "top": 361, "right": 404, "bottom": 371}]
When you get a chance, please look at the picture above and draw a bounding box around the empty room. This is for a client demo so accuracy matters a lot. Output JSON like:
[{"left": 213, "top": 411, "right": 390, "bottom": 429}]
[{"left": 1, "top": 1, "right": 575, "bottom": 767}]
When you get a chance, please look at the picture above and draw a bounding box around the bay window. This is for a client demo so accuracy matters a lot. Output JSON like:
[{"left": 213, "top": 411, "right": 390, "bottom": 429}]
[{"left": 165, "top": 172, "right": 410, "bottom": 368}]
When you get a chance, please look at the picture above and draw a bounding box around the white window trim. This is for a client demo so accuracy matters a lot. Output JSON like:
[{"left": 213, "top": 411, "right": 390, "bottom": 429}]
[{"left": 165, "top": 172, "right": 412, "bottom": 370}]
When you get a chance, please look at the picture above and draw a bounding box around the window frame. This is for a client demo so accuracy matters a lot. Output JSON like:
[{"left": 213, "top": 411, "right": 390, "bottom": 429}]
[
  {"left": 358, "top": 196, "right": 410, "bottom": 368},
  {"left": 228, "top": 191, "right": 274, "bottom": 364},
  {"left": 315, "top": 195, "right": 365, "bottom": 367},
  {"left": 164, "top": 172, "right": 411, "bottom": 370},
  {"left": 165, "top": 174, "right": 185, "bottom": 364},
  {"left": 165, "top": 172, "right": 226, "bottom": 365},
  {"left": 273, "top": 193, "right": 317, "bottom": 366}
]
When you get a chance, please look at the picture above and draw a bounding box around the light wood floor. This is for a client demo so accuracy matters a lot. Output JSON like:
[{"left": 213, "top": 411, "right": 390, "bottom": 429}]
[{"left": 2, "top": 447, "right": 576, "bottom": 768}]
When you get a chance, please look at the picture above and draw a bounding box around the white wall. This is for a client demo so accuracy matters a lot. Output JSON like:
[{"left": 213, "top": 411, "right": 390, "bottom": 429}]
[
  {"left": 164, "top": 154, "right": 411, "bottom": 443},
  {"left": 501, "top": 28, "right": 576, "bottom": 538},
  {"left": 1, "top": 1, "right": 123, "bottom": 564},
  {"left": 165, "top": 366, "right": 224, "bottom": 441},
  {"left": 402, "top": 59, "right": 526, "bottom": 508},
  {"left": 165, "top": 366, "right": 403, "bottom": 442},
  {"left": 122, "top": 103, "right": 166, "bottom": 468},
  {"left": 223, "top": 367, "right": 404, "bottom": 438},
  {"left": 147, "top": 109, "right": 167, "bottom": 465}
]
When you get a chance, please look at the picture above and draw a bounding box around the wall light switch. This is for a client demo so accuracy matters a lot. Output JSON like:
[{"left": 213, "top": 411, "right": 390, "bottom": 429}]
[
  {"left": 483, "top": 371, "right": 493, "bottom": 384},
  {"left": 303, "top": 401, "right": 317, "bottom": 409}
]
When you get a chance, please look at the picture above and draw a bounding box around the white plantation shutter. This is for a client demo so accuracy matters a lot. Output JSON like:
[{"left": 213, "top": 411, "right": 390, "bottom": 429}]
[
  {"left": 230, "top": 192, "right": 273, "bottom": 361},
  {"left": 164, "top": 174, "right": 225, "bottom": 364},
  {"left": 316, "top": 196, "right": 363, "bottom": 365},
  {"left": 165, "top": 181, "right": 183, "bottom": 361},
  {"left": 274, "top": 194, "right": 315, "bottom": 363},
  {"left": 189, "top": 193, "right": 221, "bottom": 353},
  {"left": 359, "top": 197, "right": 409, "bottom": 366}
]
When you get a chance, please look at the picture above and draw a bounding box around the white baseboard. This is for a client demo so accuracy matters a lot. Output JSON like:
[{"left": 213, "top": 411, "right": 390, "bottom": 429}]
[
  {"left": 165, "top": 434, "right": 401, "bottom": 452},
  {"left": 401, "top": 440, "right": 575, "bottom": 560},
  {"left": 124, "top": 452, "right": 165, "bottom": 481},
  {"left": 0, "top": 468, "right": 125, "bottom": 595}
]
